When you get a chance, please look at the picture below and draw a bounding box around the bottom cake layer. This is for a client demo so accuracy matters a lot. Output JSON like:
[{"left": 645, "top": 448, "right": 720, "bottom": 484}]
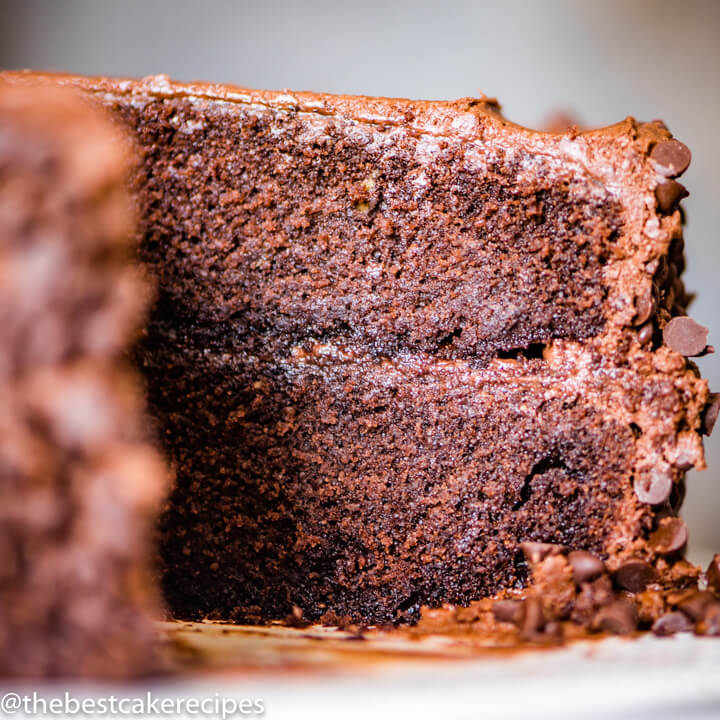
[{"left": 141, "top": 319, "right": 706, "bottom": 625}]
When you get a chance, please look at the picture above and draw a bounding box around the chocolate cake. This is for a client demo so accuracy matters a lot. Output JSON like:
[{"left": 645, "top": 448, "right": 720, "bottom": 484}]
[
  {"left": 1, "top": 71, "right": 712, "bottom": 628},
  {"left": 0, "top": 82, "right": 167, "bottom": 676}
]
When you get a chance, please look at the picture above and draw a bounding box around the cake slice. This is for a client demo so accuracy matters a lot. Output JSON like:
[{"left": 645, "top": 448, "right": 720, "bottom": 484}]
[
  {"left": 0, "top": 81, "right": 167, "bottom": 676},
  {"left": 2, "top": 71, "right": 710, "bottom": 626}
]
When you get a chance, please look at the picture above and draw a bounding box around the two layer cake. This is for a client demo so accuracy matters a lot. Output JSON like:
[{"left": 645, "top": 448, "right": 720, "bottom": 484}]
[{"left": 1, "top": 71, "right": 714, "bottom": 631}]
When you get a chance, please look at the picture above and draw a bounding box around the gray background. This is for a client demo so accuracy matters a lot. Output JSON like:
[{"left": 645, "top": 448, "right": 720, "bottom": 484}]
[{"left": 1, "top": 0, "right": 718, "bottom": 557}]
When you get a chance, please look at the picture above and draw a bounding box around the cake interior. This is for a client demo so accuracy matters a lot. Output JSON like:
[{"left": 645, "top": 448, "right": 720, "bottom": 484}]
[
  {"left": 120, "top": 94, "right": 622, "bottom": 360},
  {"left": 145, "top": 325, "right": 647, "bottom": 623}
]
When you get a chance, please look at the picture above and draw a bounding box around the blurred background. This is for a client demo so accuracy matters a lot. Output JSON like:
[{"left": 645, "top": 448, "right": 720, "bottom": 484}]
[{"left": 1, "top": 0, "right": 718, "bottom": 557}]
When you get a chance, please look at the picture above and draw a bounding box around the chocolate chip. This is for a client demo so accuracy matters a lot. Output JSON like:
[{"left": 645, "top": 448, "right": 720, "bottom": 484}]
[
  {"left": 648, "top": 517, "right": 688, "bottom": 555},
  {"left": 568, "top": 550, "right": 605, "bottom": 585},
  {"left": 571, "top": 574, "right": 615, "bottom": 625},
  {"left": 519, "top": 541, "right": 562, "bottom": 565},
  {"left": 593, "top": 600, "right": 637, "bottom": 635},
  {"left": 615, "top": 560, "right": 658, "bottom": 592},
  {"left": 663, "top": 316, "right": 709, "bottom": 356},
  {"left": 677, "top": 591, "right": 716, "bottom": 621},
  {"left": 519, "top": 597, "right": 545, "bottom": 638},
  {"left": 655, "top": 179, "right": 689, "bottom": 213},
  {"left": 637, "top": 322, "right": 654, "bottom": 345},
  {"left": 650, "top": 140, "right": 692, "bottom": 177},
  {"left": 492, "top": 599, "right": 524, "bottom": 625},
  {"left": 702, "top": 394, "right": 720, "bottom": 436},
  {"left": 633, "top": 468, "right": 672, "bottom": 505},
  {"left": 669, "top": 235, "right": 685, "bottom": 263},
  {"left": 707, "top": 554, "right": 720, "bottom": 594},
  {"left": 674, "top": 449, "right": 696, "bottom": 472},
  {"left": 653, "top": 255, "right": 669, "bottom": 285},
  {"left": 652, "top": 610, "right": 694, "bottom": 636},
  {"left": 669, "top": 477, "right": 686, "bottom": 512},
  {"left": 632, "top": 286, "right": 656, "bottom": 326},
  {"left": 696, "top": 603, "right": 720, "bottom": 636}
]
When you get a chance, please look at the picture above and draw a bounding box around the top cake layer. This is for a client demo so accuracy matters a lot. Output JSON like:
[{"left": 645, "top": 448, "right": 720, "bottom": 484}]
[{"left": 0, "top": 72, "right": 689, "bottom": 360}]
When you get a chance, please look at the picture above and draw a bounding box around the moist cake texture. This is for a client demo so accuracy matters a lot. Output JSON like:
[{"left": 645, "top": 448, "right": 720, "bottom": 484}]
[
  {"left": 144, "top": 327, "right": 703, "bottom": 623},
  {"left": 2, "top": 71, "right": 710, "bottom": 626},
  {"left": 0, "top": 82, "right": 167, "bottom": 676}
]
